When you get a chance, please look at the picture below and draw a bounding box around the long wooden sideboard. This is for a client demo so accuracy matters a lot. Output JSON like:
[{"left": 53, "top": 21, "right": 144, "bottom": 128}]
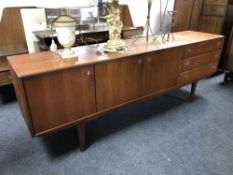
[{"left": 8, "top": 31, "right": 224, "bottom": 151}]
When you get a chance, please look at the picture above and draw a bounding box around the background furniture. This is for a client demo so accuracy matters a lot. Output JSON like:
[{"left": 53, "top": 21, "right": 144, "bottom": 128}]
[
  {"left": 224, "top": 26, "right": 233, "bottom": 81},
  {"left": 173, "top": 0, "right": 228, "bottom": 33},
  {"left": 0, "top": 7, "right": 28, "bottom": 86},
  {"left": 0, "top": 8, "right": 28, "bottom": 101},
  {"left": 221, "top": 0, "right": 233, "bottom": 80},
  {"left": 33, "top": 4, "right": 143, "bottom": 51},
  {"left": 0, "top": 45, "right": 27, "bottom": 86},
  {"left": 8, "top": 31, "right": 223, "bottom": 151}
]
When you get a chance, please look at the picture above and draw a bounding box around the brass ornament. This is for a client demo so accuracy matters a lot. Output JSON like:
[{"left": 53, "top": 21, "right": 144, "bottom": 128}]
[{"left": 104, "top": 0, "right": 125, "bottom": 51}]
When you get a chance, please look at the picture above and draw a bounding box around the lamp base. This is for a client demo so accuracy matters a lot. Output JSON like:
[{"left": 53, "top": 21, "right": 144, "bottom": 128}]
[
  {"left": 104, "top": 39, "right": 126, "bottom": 52},
  {"left": 57, "top": 48, "right": 78, "bottom": 59},
  {"left": 62, "top": 48, "right": 75, "bottom": 55}
]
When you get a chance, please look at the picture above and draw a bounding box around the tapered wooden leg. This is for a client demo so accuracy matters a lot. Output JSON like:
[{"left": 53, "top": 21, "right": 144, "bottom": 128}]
[
  {"left": 77, "top": 122, "right": 86, "bottom": 151},
  {"left": 189, "top": 81, "right": 198, "bottom": 102}
]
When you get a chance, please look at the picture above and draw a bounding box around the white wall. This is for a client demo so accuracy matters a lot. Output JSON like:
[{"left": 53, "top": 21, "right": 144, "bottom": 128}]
[
  {"left": 21, "top": 9, "right": 47, "bottom": 53},
  {"left": 120, "top": 0, "right": 175, "bottom": 34},
  {"left": 0, "top": 0, "right": 95, "bottom": 22}
]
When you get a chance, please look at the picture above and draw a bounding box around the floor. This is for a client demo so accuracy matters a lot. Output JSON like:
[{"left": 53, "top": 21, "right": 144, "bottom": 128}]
[{"left": 0, "top": 74, "right": 233, "bottom": 175}]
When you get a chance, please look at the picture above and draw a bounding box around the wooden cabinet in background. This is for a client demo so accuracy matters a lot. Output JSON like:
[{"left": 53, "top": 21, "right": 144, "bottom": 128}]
[
  {"left": 198, "top": 0, "right": 228, "bottom": 34},
  {"left": 173, "top": 0, "right": 228, "bottom": 34},
  {"left": 222, "top": 1, "right": 233, "bottom": 73},
  {"left": 172, "top": 0, "right": 195, "bottom": 32},
  {"left": 0, "top": 57, "right": 11, "bottom": 85},
  {"left": 0, "top": 8, "right": 28, "bottom": 87},
  {"left": 0, "top": 45, "right": 27, "bottom": 86}
]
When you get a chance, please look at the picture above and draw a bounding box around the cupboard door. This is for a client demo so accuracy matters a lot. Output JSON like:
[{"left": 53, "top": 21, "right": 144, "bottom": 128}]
[
  {"left": 172, "top": 0, "right": 195, "bottom": 32},
  {"left": 95, "top": 56, "right": 143, "bottom": 111},
  {"left": 24, "top": 66, "right": 96, "bottom": 134},
  {"left": 198, "top": 16, "right": 225, "bottom": 34},
  {"left": 143, "top": 48, "right": 180, "bottom": 95}
]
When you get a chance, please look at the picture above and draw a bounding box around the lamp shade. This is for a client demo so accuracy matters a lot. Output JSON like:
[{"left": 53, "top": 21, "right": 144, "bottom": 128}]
[{"left": 0, "top": 0, "right": 95, "bottom": 22}]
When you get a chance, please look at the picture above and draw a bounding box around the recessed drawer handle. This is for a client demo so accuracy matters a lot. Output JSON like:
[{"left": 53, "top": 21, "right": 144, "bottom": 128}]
[
  {"left": 212, "top": 7, "right": 217, "bottom": 12},
  {"left": 212, "top": 65, "right": 217, "bottom": 69},
  {"left": 183, "top": 74, "right": 189, "bottom": 79},
  {"left": 147, "top": 57, "right": 152, "bottom": 62},
  {"left": 138, "top": 59, "right": 143, "bottom": 64},
  {"left": 86, "top": 70, "right": 91, "bottom": 76},
  {"left": 185, "top": 61, "right": 190, "bottom": 66}
]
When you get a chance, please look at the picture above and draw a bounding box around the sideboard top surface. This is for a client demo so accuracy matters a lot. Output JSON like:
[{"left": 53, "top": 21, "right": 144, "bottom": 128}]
[{"left": 8, "top": 31, "right": 223, "bottom": 78}]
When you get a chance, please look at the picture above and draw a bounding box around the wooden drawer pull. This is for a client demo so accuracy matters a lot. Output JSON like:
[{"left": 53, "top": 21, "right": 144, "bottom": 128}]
[
  {"left": 214, "top": 54, "right": 219, "bottom": 58},
  {"left": 138, "top": 59, "right": 143, "bottom": 64},
  {"left": 217, "top": 41, "right": 221, "bottom": 46},
  {"left": 187, "top": 48, "right": 192, "bottom": 53},
  {"left": 147, "top": 57, "right": 152, "bottom": 63},
  {"left": 183, "top": 74, "right": 189, "bottom": 79},
  {"left": 212, "top": 65, "right": 217, "bottom": 69},
  {"left": 184, "top": 61, "right": 190, "bottom": 66},
  {"left": 86, "top": 70, "right": 91, "bottom": 76},
  {"left": 8, "top": 74, "right": 11, "bottom": 80}
]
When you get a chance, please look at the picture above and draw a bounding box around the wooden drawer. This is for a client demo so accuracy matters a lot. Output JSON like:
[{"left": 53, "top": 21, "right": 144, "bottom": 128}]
[
  {"left": 202, "top": 5, "right": 227, "bottom": 17},
  {"left": 0, "top": 71, "right": 12, "bottom": 85},
  {"left": 0, "top": 56, "right": 9, "bottom": 72},
  {"left": 181, "top": 50, "right": 221, "bottom": 72},
  {"left": 179, "top": 62, "right": 218, "bottom": 85},
  {"left": 182, "top": 39, "right": 223, "bottom": 58},
  {"left": 204, "top": 0, "right": 228, "bottom": 6},
  {"left": 198, "top": 16, "right": 224, "bottom": 34}
]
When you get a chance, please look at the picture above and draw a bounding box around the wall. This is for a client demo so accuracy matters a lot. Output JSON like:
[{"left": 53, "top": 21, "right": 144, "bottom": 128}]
[
  {"left": 21, "top": 8, "right": 47, "bottom": 53},
  {"left": 120, "top": 0, "right": 175, "bottom": 34},
  {"left": 0, "top": 0, "right": 175, "bottom": 31},
  {"left": 0, "top": 0, "right": 95, "bottom": 22}
]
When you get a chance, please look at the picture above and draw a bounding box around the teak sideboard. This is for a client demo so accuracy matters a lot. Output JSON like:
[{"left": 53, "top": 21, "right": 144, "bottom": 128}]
[{"left": 8, "top": 31, "right": 224, "bottom": 151}]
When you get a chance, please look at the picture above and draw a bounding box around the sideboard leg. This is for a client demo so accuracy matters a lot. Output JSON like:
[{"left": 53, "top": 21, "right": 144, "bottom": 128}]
[
  {"left": 189, "top": 81, "right": 198, "bottom": 102},
  {"left": 77, "top": 122, "right": 86, "bottom": 151}
]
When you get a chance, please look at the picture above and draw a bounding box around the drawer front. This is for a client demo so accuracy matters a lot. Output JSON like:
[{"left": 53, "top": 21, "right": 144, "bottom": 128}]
[
  {"left": 181, "top": 50, "right": 221, "bottom": 72},
  {"left": 0, "top": 71, "right": 11, "bottom": 84},
  {"left": 182, "top": 39, "right": 223, "bottom": 58},
  {"left": 202, "top": 5, "right": 226, "bottom": 17},
  {"left": 179, "top": 62, "right": 218, "bottom": 85},
  {"left": 204, "top": 0, "right": 228, "bottom": 6},
  {"left": 0, "top": 56, "right": 9, "bottom": 71}
]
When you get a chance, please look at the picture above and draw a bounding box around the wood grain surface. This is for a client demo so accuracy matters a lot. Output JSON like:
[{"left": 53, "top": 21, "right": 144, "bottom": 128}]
[{"left": 8, "top": 31, "right": 224, "bottom": 78}]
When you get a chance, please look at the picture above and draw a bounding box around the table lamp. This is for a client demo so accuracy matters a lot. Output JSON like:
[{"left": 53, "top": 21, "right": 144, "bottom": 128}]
[{"left": 53, "top": 8, "right": 77, "bottom": 56}]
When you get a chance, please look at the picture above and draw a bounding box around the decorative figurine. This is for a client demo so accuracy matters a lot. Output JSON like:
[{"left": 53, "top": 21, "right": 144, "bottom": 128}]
[{"left": 104, "top": 0, "right": 125, "bottom": 51}]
